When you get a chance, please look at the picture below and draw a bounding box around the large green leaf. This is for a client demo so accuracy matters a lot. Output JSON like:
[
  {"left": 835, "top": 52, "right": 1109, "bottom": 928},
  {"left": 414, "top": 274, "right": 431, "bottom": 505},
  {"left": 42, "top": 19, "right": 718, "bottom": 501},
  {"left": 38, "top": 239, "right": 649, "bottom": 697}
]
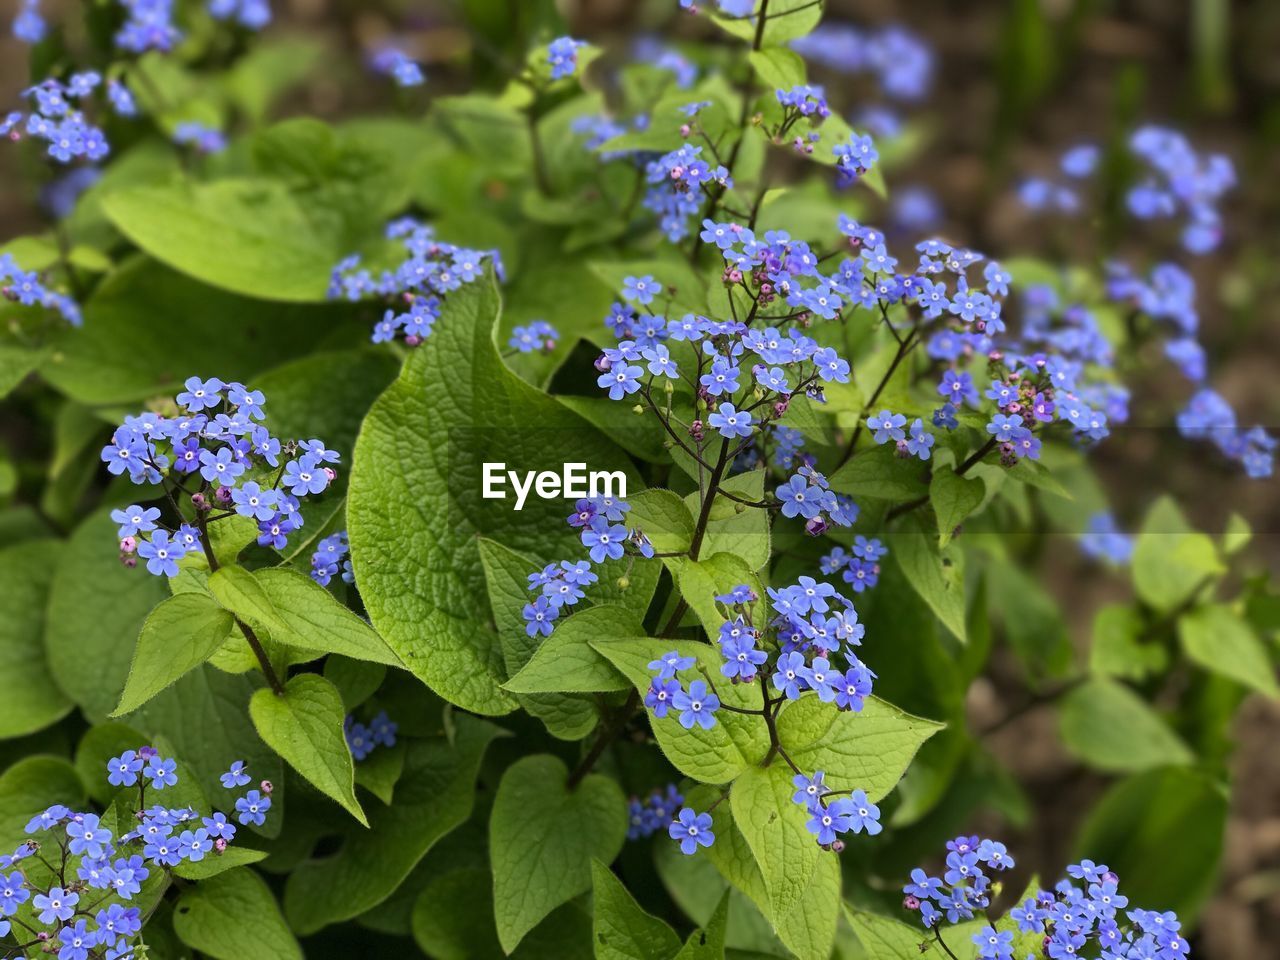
[
  {"left": 0, "top": 540, "right": 72, "bottom": 738},
  {"left": 1132, "top": 497, "right": 1224, "bottom": 613},
  {"left": 591, "top": 859, "right": 683, "bottom": 960},
  {"left": 1178, "top": 604, "right": 1279, "bottom": 699},
  {"left": 0, "top": 756, "right": 86, "bottom": 853},
  {"left": 114, "top": 592, "right": 236, "bottom": 715},
  {"left": 249, "top": 673, "right": 367, "bottom": 825},
  {"left": 774, "top": 695, "right": 942, "bottom": 802},
  {"left": 284, "top": 716, "right": 504, "bottom": 934},
  {"left": 47, "top": 506, "right": 169, "bottom": 722},
  {"left": 347, "top": 277, "right": 638, "bottom": 714},
  {"left": 890, "top": 518, "right": 967, "bottom": 643},
  {"left": 731, "top": 764, "right": 820, "bottom": 920},
  {"left": 174, "top": 868, "right": 302, "bottom": 960},
  {"left": 1057, "top": 678, "right": 1195, "bottom": 772},
  {"left": 504, "top": 604, "right": 641, "bottom": 694},
  {"left": 40, "top": 258, "right": 352, "bottom": 405},
  {"left": 930, "top": 469, "right": 985, "bottom": 547},
  {"left": 829, "top": 446, "right": 929, "bottom": 502},
  {"left": 593, "top": 637, "right": 770, "bottom": 784},
  {"left": 101, "top": 179, "right": 357, "bottom": 302},
  {"left": 845, "top": 906, "right": 982, "bottom": 960},
  {"left": 490, "top": 754, "right": 627, "bottom": 952},
  {"left": 1074, "top": 767, "right": 1227, "bottom": 922}
]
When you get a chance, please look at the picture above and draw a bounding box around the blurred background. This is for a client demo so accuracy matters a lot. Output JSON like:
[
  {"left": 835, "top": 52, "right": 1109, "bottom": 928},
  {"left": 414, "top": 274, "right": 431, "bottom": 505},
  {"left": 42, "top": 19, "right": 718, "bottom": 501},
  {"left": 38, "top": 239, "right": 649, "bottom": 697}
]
[{"left": 1, "top": 2, "right": 1276, "bottom": 957}]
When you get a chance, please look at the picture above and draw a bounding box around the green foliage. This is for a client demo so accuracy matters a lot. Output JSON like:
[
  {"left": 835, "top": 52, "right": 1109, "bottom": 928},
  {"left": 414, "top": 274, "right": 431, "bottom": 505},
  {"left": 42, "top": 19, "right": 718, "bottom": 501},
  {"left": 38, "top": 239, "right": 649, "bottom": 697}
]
[
  {"left": 174, "top": 868, "right": 303, "bottom": 960},
  {"left": 1057, "top": 678, "right": 1194, "bottom": 772},
  {"left": 114, "top": 592, "right": 235, "bottom": 715},
  {"left": 490, "top": 754, "right": 627, "bottom": 952},
  {"left": 0, "top": 540, "right": 72, "bottom": 738}
]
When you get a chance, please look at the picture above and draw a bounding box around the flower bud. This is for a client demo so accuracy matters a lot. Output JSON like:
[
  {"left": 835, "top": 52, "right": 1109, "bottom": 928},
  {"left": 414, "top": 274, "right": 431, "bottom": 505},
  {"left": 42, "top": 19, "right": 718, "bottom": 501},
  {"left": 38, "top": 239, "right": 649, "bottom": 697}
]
[
  {"left": 121, "top": 554, "right": 137, "bottom": 569},
  {"left": 805, "top": 516, "right": 830, "bottom": 537},
  {"left": 615, "top": 576, "right": 630, "bottom": 590},
  {"left": 214, "top": 486, "right": 232, "bottom": 504},
  {"left": 830, "top": 839, "right": 845, "bottom": 853},
  {"left": 323, "top": 467, "right": 337, "bottom": 481},
  {"left": 214, "top": 837, "right": 228, "bottom": 852},
  {"left": 191, "top": 492, "right": 209, "bottom": 511},
  {"left": 404, "top": 334, "right": 422, "bottom": 347},
  {"left": 632, "top": 404, "right": 645, "bottom": 416},
  {"left": 689, "top": 419, "right": 705, "bottom": 442},
  {"left": 594, "top": 353, "right": 612, "bottom": 373},
  {"left": 904, "top": 895, "right": 920, "bottom": 911},
  {"left": 120, "top": 536, "right": 137, "bottom": 554},
  {"left": 679, "top": 123, "right": 691, "bottom": 138},
  {"left": 261, "top": 780, "right": 274, "bottom": 794}
]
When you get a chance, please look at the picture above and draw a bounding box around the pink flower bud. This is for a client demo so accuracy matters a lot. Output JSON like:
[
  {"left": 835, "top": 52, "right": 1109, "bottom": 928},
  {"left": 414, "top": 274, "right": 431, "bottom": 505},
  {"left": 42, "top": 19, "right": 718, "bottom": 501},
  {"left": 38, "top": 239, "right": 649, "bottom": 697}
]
[
  {"left": 679, "top": 124, "right": 691, "bottom": 138},
  {"left": 261, "top": 780, "right": 274, "bottom": 794},
  {"left": 120, "top": 536, "right": 137, "bottom": 553},
  {"left": 323, "top": 467, "right": 336, "bottom": 482},
  {"left": 404, "top": 334, "right": 422, "bottom": 347},
  {"left": 904, "top": 895, "right": 920, "bottom": 910},
  {"left": 214, "top": 837, "right": 228, "bottom": 852}
]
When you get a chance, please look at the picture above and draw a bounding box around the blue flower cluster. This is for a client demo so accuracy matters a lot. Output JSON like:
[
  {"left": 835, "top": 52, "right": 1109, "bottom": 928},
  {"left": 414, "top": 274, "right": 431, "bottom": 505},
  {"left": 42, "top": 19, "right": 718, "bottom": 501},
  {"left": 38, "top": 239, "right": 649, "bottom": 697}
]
[
  {"left": 819, "top": 536, "right": 889, "bottom": 594},
  {"left": 1105, "top": 261, "right": 1274, "bottom": 478},
  {"left": 344, "top": 711, "right": 397, "bottom": 761},
  {"left": 328, "top": 217, "right": 503, "bottom": 345},
  {"left": 1, "top": 72, "right": 136, "bottom": 166},
  {"left": 791, "top": 773, "right": 881, "bottom": 847},
  {"left": 507, "top": 320, "right": 559, "bottom": 355},
  {"left": 791, "top": 23, "right": 933, "bottom": 103},
  {"left": 1005, "top": 860, "right": 1189, "bottom": 960},
  {"left": 547, "top": 36, "right": 587, "bottom": 81},
  {"left": 115, "top": 0, "right": 182, "bottom": 54},
  {"left": 1, "top": 749, "right": 270, "bottom": 960},
  {"left": 643, "top": 142, "right": 734, "bottom": 242},
  {"left": 626, "top": 784, "right": 683, "bottom": 840},
  {"left": 1079, "top": 512, "right": 1134, "bottom": 566},
  {"left": 901, "top": 835, "right": 1015, "bottom": 930},
  {"left": 310, "top": 531, "right": 353, "bottom": 586},
  {"left": 102, "top": 378, "right": 338, "bottom": 575},
  {"left": 0, "top": 252, "right": 81, "bottom": 326},
  {"left": 369, "top": 47, "right": 425, "bottom": 87},
  {"left": 523, "top": 496, "right": 652, "bottom": 637},
  {"left": 207, "top": 0, "right": 272, "bottom": 31},
  {"left": 11, "top": 0, "right": 44, "bottom": 43},
  {"left": 172, "top": 121, "right": 227, "bottom": 154},
  {"left": 905, "top": 844, "right": 1189, "bottom": 960},
  {"left": 646, "top": 578, "right": 873, "bottom": 723}
]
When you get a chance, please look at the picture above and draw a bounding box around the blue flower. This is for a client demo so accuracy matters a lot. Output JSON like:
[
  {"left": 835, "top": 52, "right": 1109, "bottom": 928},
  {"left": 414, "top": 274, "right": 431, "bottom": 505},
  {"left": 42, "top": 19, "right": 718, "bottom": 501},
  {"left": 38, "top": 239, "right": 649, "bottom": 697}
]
[
  {"left": 621, "top": 274, "right": 662, "bottom": 305},
  {"left": 669, "top": 808, "right": 714, "bottom": 855},
  {"left": 866, "top": 410, "right": 907, "bottom": 444},
  {"left": 57, "top": 919, "right": 97, "bottom": 960},
  {"left": 772, "top": 651, "right": 806, "bottom": 699},
  {"left": 972, "top": 926, "right": 1013, "bottom": 960},
  {"left": 672, "top": 679, "right": 719, "bottom": 730},
  {"left": 644, "top": 678, "right": 680, "bottom": 718},
  {"left": 547, "top": 36, "right": 586, "bottom": 80},
  {"left": 220, "top": 761, "right": 251, "bottom": 790},
  {"left": 137, "top": 531, "right": 185, "bottom": 577},
  {"left": 145, "top": 756, "right": 177, "bottom": 789},
  {"left": 648, "top": 649, "right": 695, "bottom": 680},
  {"left": 707, "top": 403, "right": 753, "bottom": 439},
  {"left": 198, "top": 447, "right": 245, "bottom": 484},
  {"left": 67, "top": 813, "right": 112, "bottom": 858},
  {"left": 905, "top": 419, "right": 934, "bottom": 460},
  {"left": 33, "top": 886, "right": 77, "bottom": 924},
  {"left": 176, "top": 377, "right": 224, "bottom": 411},
  {"left": 700, "top": 358, "right": 741, "bottom": 396},
  {"left": 522, "top": 596, "right": 559, "bottom": 637},
  {"left": 986, "top": 413, "right": 1023, "bottom": 442},
  {"left": 581, "top": 519, "right": 628, "bottom": 562},
  {"left": 844, "top": 789, "right": 882, "bottom": 834},
  {"left": 107, "top": 750, "right": 144, "bottom": 787},
  {"left": 111, "top": 505, "right": 160, "bottom": 539},
  {"left": 231, "top": 481, "right": 280, "bottom": 521},
  {"left": 598, "top": 362, "right": 644, "bottom": 400},
  {"left": 235, "top": 789, "right": 271, "bottom": 827},
  {"left": 283, "top": 454, "right": 330, "bottom": 496}
]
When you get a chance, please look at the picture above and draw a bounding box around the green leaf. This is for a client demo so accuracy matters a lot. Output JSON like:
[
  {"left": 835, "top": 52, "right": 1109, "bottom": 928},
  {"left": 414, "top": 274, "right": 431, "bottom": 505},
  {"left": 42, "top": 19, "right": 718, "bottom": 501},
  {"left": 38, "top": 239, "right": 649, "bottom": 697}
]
[
  {"left": 591, "top": 859, "right": 683, "bottom": 960},
  {"left": 477, "top": 538, "right": 601, "bottom": 740},
  {"left": 324, "top": 656, "right": 387, "bottom": 710},
  {"left": 114, "top": 592, "right": 236, "bottom": 716},
  {"left": 47, "top": 506, "right": 169, "bottom": 721},
  {"left": 731, "top": 764, "right": 820, "bottom": 919},
  {"left": 249, "top": 673, "right": 367, "bottom": 825},
  {"left": 348, "top": 276, "right": 638, "bottom": 714},
  {"left": 845, "top": 906, "right": 981, "bottom": 960},
  {"left": 0, "top": 540, "right": 73, "bottom": 738},
  {"left": 172, "top": 847, "right": 268, "bottom": 880},
  {"left": 174, "top": 868, "right": 302, "bottom": 960},
  {"left": 829, "top": 445, "right": 929, "bottom": 502},
  {"left": 930, "top": 469, "right": 985, "bottom": 546},
  {"left": 41, "top": 258, "right": 351, "bottom": 406},
  {"left": 748, "top": 48, "right": 807, "bottom": 89},
  {"left": 1005, "top": 458, "right": 1071, "bottom": 499},
  {"left": 687, "top": 783, "right": 839, "bottom": 960},
  {"left": 668, "top": 552, "right": 765, "bottom": 641},
  {"left": 354, "top": 741, "right": 405, "bottom": 804},
  {"left": 775, "top": 695, "right": 943, "bottom": 801},
  {"left": 1178, "top": 604, "right": 1279, "bottom": 699},
  {"left": 890, "top": 519, "right": 967, "bottom": 643},
  {"left": 505, "top": 604, "right": 641, "bottom": 694},
  {"left": 490, "top": 754, "right": 628, "bottom": 952},
  {"left": 673, "top": 891, "right": 730, "bottom": 960},
  {"left": 684, "top": 471, "right": 771, "bottom": 572},
  {"left": 1132, "top": 497, "right": 1224, "bottom": 613},
  {"left": 102, "top": 179, "right": 355, "bottom": 302},
  {"left": 1089, "top": 604, "right": 1168, "bottom": 681},
  {"left": 0, "top": 756, "right": 86, "bottom": 853},
  {"left": 1058, "top": 678, "right": 1195, "bottom": 772},
  {"left": 253, "top": 567, "right": 400, "bottom": 665},
  {"left": 1074, "top": 767, "right": 1227, "bottom": 922},
  {"left": 713, "top": 0, "right": 825, "bottom": 46},
  {"left": 628, "top": 488, "right": 696, "bottom": 554},
  {"left": 284, "top": 716, "right": 504, "bottom": 934},
  {"left": 592, "top": 637, "right": 770, "bottom": 784}
]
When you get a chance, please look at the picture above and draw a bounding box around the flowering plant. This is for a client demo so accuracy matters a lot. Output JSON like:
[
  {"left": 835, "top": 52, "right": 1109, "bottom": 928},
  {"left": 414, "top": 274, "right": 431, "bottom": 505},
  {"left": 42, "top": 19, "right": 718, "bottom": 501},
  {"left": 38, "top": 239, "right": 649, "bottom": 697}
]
[{"left": 0, "top": 2, "right": 1274, "bottom": 959}]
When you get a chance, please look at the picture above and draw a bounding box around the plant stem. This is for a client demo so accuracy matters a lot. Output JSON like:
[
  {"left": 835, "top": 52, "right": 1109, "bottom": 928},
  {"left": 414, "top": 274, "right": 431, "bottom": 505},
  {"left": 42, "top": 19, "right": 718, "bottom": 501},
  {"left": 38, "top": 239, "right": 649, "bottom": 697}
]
[{"left": 195, "top": 512, "right": 285, "bottom": 696}]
